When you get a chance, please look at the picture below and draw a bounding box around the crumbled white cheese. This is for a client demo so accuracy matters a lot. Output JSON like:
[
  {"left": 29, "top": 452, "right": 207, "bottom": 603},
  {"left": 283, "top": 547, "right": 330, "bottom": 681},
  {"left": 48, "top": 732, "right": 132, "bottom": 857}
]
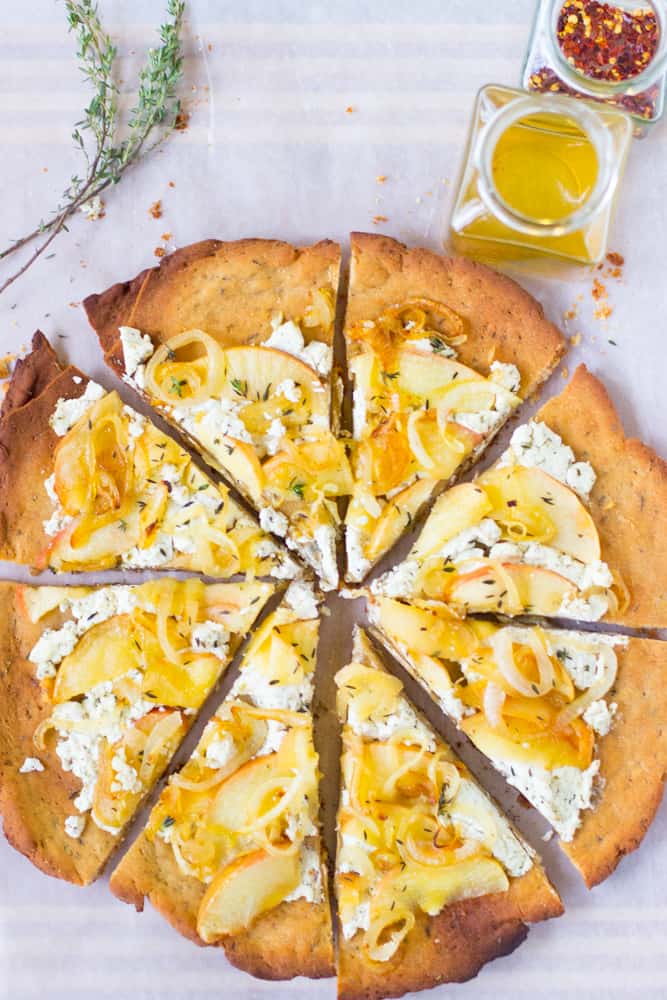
[
  {"left": 264, "top": 417, "right": 286, "bottom": 456},
  {"left": 265, "top": 319, "right": 331, "bottom": 376},
  {"left": 409, "top": 337, "right": 457, "bottom": 359},
  {"left": 43, "top": 508, "right": 74, "bottom": 538},
  {"left": 501, "top": 420, "right": 596, "bottom": 500},
  {"left": 284, "top": 579, "right": 320, "bottom": 619},
  {"left": 346, "top": 525, "right": 372, "bottom": 583},
  {"left": 558, "top": 593, "right": 610, "bottom": 623},
  {"left": 256, "top": 719, "right": 288, "bottom": 757},
  {"left": 259, "top": 506, "right": 289, "bottom": 538},
  {"left": 438, "top": 519, "right": 502, "bottom": 562},
  {"left": 204, "top": 734, "right": 236, "bottom": 770},
  {"left": 490, "top": 361, "right": 521, "bottom": 394},
  {"left": 110, "top": 746, "right": 142, "bottom": 795},
  {"left": 64, "top": 815, "right": 86, "bottom": 839},
  {"left": 191, "top": 621, "right": 230, "bottom": 660},
  {"left": 232, "top": 660, "right": 314, "bottom": 713},
  {"left": 276, "top": 378, "right": 302, "bottom": 403},
  {"left": 342, "top": 900, "right": 371, "bottom": 941},
  {"left": 495, "top": 758, "right": 600, "bottom": 842},
  {"left": 313, "top": 523, "right": 339, "bottom": 591},
  {"left": 452, "top": 408, "right": 507, "bottom": 436},
  {"left": 371, "top": 559, "right": 419, "bottom": 598},
  {"left": 347, "top": 694, "right": 435, "bottom": 749},
  {"left": 446, "top": 778, "right": 532, "bottom": 877},
  {"left": 44, "top": 474, "right": 58, "bottom": 504},
  {"left": 352, "top": 386, "right": 367, "bottom": 440},
  {"left": 489, "top": 540, "right": 612, "bottom": 592},
  {"left": 583, "top": 700, "right": 617, "bottom": 736},
  {"left": 63, "top": 585, "right": 138, "bottom": 627},
  {"left": 119, "top": 327, "right": 154, "bottom": 387},
  {"left": 121, "top": 534, "right": 174, "bottom": 569},
  {"left": 123, "top": 405, "right": 148, "bottom": 439},
  {"left": 19, "top": 757, "right": 44, "bottom": 773},
  {"left": 29, "top": 621, "right": 79, "bottom": 680},
  {"left": 173, "top": 396, "right": 253, "bottom": 447},
  {"left": 544, "top": 629, "right": 626, "bottom": 688},
  {"left": 49, "top": 381, "right": 105, "bottom": 437},
  {"left": 284, "top": 845, "right": 324, "bottom": 903}
]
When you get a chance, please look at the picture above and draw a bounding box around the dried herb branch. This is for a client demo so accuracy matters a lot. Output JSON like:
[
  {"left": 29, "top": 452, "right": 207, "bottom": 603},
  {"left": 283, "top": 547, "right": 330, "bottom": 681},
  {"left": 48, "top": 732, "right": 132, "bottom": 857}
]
[{"left": 0, "top": 0, "right": 185, "bottom": 295}]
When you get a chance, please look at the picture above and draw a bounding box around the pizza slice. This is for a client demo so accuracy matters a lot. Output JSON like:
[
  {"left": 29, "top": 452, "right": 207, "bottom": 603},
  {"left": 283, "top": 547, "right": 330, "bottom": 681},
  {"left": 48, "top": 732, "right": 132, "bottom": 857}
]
[
  {"left": 372, "top": 364, "right": 667, "bottom": 628},
  {"left": 0, "top": 576, "right": 274, "bottom": 886},
  {"left": 109, "top": 580, "right": 334, "bottom": 982},
  {"left": 343, "top": 232, "right": 566, "bottom": 583},
  {"left": 367, "top": 597, "right": 667, "bottom": 887},
  {"left": 83, "top": 238, "right": 350, "bottom": 590},
  {"left": 0, "top": 332, "right": 299, "bottom": 579},
  {"left": 334, "top": 627, "right": 562, "bottom": 1000}
]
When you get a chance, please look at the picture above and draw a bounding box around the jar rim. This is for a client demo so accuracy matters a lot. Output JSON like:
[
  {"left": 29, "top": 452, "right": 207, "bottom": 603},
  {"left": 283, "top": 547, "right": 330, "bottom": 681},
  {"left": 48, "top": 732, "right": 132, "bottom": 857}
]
[
  {"left": 545, "top": 0, "right": 667, "bottom": 97},
  {"left": 474, "top": 93, "right": 617, "bottom": 238}
]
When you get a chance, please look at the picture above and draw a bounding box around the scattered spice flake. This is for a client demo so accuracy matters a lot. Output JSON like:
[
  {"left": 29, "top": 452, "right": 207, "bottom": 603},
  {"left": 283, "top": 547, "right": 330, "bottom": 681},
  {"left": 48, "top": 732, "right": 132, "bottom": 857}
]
[
  {"left": 564, "top": 305, "right": 578, "bottom": 321},
  {"left": 161, "top": 231, "right": 172, "bottom": 241},
  {"left": 68, "top": 301, "right": 80, "bottom": 308},
  {"left": 557, "top": 0, "right": 659, "bottom": 85},
  {"left": 606, "top": 251, "right": 624, "bottom": 268},
  {"left": 168, "top": 180, "right": 175, "bottom": 188},
  {"left": 376, "top": 174, "right": 387, "bottom": 183},
  {"left": 207, "top": 42, "right": 213, "bottom": 52},
  {"left": 372, "top": 215, "right": 389, "bottom": 224},
  {"left": 592, "top": 278, "right": 607, "bottom": 301},
  {"left": 570, "top": 332, "right": 582, "bottom": 346},
  {"left": 345, "top": 106, "right": 355, "bottom": 113},
  {"left": 154, "top": 246, "right": 167, "bottom": 258},
  {"left": 149, "top": 200, "right": 163, "bottom": 219},
  {"left": 174, "top": 109, "right": 190, "bottom": 131},
  {"left": 561, "top": 366, "right": 569, "bottom": 379},
  {"left": 0, "top": 353, "right": 16, "bottom": 379},
  {"left": 595, "top": 304, "right": 613, "bottom": 321}
]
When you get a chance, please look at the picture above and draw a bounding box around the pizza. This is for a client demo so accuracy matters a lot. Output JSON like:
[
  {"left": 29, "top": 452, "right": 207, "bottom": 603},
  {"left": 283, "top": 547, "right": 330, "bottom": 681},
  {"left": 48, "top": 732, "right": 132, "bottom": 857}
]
[
  {"left": 372, "top": 364, "right": 667, "bottom": 628},
  {"left": 343, "top": 233, "right": 566, "bottom": 583},
  {"left": 83, "top": 239, "right": 349, "bottom": 589},
  {"left": 0, "top": 332, "right": 299, "bottom": 579},
  {"left": 0, "top": 577, "right": 273, "bottom": 885},
  {"left": 334, "top": 627, "right": 562, "bottom": 1000},
  {"left": 367, "top": 596, "right": 667, "bottom": 886},
  {"left": 109, "top": 581, "right": 334, "bottom": 981}
]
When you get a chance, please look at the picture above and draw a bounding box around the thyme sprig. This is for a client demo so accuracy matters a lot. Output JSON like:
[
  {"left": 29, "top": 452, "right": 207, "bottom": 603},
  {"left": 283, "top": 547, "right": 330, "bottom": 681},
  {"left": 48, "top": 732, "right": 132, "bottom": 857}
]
[{"left": 0, "top": 0, "right": 186, "bottom": 295}]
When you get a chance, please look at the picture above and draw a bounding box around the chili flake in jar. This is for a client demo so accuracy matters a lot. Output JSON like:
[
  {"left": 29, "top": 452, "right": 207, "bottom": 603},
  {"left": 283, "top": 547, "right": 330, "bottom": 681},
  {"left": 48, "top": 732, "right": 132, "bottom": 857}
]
[{"left": 521, "top": 0, "right": 667, "bottom": 129}]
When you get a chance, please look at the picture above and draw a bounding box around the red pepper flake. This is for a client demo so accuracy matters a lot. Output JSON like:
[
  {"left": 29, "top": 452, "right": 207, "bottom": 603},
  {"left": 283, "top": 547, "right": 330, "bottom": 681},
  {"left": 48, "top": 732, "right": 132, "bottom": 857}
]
[
  {"left": 372, "top": 214, "right": 389, "bottom": 224},
  {"left": 168, "top": 181, "right": 176, "bottom": 188},
  {"left": 174, "top": 109, "right": 190, "bottom": 131},
  {"left": 557, "top": 1, "right": 659, "bottom": 83},
  {"left": 154, "top": 247, "right": 167, "bottom": 258},
  {"left": 592, "top": 277, "right": 607, "bottom": 301},
  {"left": 161, "top": 232, "right": 172, "bottom": 242},
  {"left": 149, "top": 200, "right": 162, "bottom": 219},
  {"left": 606, "top": 250, "right": 624, "bottom": 267}
]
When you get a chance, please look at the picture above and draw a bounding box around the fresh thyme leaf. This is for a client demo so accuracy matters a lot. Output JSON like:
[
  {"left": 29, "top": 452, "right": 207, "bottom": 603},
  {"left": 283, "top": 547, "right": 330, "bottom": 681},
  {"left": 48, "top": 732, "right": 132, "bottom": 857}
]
[
  {"left": 0, "top": 0, "right": 185, "bottom": 295},
  {"left": 170, "top": 376, "right": 186, "bottom": 396},
  {"left": 289, "top": 478, "right": 306, "bottom": 499},
  {"left": 231, "top": 377, "right": 247, "bottom": 397}
]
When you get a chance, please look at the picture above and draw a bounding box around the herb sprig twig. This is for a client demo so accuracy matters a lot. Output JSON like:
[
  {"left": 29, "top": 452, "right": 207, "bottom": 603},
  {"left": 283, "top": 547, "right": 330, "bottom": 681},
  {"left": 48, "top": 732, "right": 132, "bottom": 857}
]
[{"left": 0, "top": 0, "right": 185, "bottom": 295}]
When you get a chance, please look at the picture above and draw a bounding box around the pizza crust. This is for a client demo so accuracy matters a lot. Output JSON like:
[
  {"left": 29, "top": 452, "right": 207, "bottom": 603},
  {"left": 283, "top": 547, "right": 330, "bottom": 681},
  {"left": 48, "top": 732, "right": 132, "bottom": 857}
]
[
  {"left": 345, "top": 232, "right": 566, "bottom": 394},
  {"left": 563, "top": 636, "right": 667, "bottom": 887},
  {"left": 0, "top": 583, "right": 117, "bottom": 885},
  {"left": 110, "top": 826, "right": 335, "bottom": 980},
  {"left": 83, "top": 237, "right": 342, "bottom": 376},
  {"left": 537, "top": 364, "right": 667, "bottom": 628}
]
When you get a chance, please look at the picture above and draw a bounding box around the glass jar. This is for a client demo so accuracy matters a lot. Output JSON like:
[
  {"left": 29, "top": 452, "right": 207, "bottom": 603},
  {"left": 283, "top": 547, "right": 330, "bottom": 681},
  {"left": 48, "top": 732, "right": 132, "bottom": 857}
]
[
  {"left": 522, "top": 0, "right": 667, "bottom": 133},
  {"left": 447, "top": 84, "right": 633, "bottom": 271}
]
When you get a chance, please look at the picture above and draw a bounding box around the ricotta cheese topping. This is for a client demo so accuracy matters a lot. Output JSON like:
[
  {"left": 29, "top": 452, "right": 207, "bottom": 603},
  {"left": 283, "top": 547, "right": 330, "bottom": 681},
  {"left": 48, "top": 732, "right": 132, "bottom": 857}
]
[
  {"left": 259, "top": 506, "right": 289, "bottom": 538},
  {"left": 64, "top": 815, "right": 86, "bottom": 839},
  {"left": 284, "top": 579, "right": 320, "bottom": 620},
  {"left": 283, "top": 844, "right": 324, "bottom": 903},
  {"left": 489, "top": 360, "right": 521, "bottom": 394},
  {"left": 495, "top": 758, "right": 600, "bottom": 842},
  {"left": 500, "top": 420, "right": 596, "bottom": 500},
  {"left": 120, "top": 326, "right": 154, "bottom": 387},
  {"left": 346, "top": 693, "right": 435, "bottom": 748},
  {"left": 345, "top": 524, "right": 372, "bottom": 582},
  {"left": 446, "top": 778, "right": 532, "bottom": 877},
  {"left": 264, "top": 318, "right": 332, "bottom": 376},
  {"left": 19, "top": 757, "right": 44, "bottom": 773},
  {"left": 409, "top": 337, "right": 457, "bottom": 359},
  {"left": 49, "top": 381, "right": 105, "bottom": 437},
  {"left": 191, "top": 621, "right": 230, "bottom": 660}
]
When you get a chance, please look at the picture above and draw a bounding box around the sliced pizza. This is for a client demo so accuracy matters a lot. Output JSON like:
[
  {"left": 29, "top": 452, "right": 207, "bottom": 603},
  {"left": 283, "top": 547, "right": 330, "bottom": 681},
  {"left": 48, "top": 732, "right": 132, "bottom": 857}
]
[
  {"left": 334, "top": 627, "right": 562, "bottom": 1000},
  {"left": 83, "top": 238, "right": 350, "bottom": 590},
  {"left": 367, "top": 597, "right": 667, "bottom": 887},
  {"left": 110, "top": 580, "right": 334, "bottom": 981},
  {"left": 343, "top": 232, "right": 566, "bottom": 584},
  {"left": 0, "top": 577, "right": 274, "bottom": 885},
  {"left": 0, "top": 332, "right": 299, "bottom": 579},
  {"left": 372, "top": 364, "right": 667, "bottom": 628}
]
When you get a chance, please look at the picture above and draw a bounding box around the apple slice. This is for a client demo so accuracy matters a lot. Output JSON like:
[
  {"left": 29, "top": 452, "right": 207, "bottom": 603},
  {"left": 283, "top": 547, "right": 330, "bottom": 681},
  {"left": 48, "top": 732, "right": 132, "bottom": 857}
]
[
  {"left": 479, "top": 465, "right": 600, "bottom": 563},
  {"left": 203, "top": 582, "right": 274, "bottom": 633},
  {"left": 216, "top": 437, "right": 265, "bottom": 503},
  {"left": 17, "top": 585, "right": 90, "bottom": 623},
  {"left": 222, "top": 346, "right": 328, "bottom": 420},
  {"left": 370, "top": 596, "right": 478, "bottom": 660},
  {"left": 411, "top": 482, "right": 493, "bottom": 560},
  {"left": 197, "top": 849, "right": 301, "bottom": 942},
  {"left": 460, "top": 713, "right": 593, "bottom": 771},
  {"left": 363, "top": 479, "right": 436, "bottom": 563},
  {"left": 397, "top": 348, "right": 486, "bottom": 399},
  {"left": 53, "top": 615, "right": 139, "bottom": 703},
  {"left": 447, "top": 563, "right": 575, "bottom": 616}
]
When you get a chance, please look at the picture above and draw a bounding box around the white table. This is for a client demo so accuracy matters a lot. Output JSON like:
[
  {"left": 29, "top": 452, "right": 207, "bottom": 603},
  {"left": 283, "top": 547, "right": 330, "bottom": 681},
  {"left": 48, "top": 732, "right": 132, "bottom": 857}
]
[{"left": 1, "top": 3, "right": 666, "bottom": 998}]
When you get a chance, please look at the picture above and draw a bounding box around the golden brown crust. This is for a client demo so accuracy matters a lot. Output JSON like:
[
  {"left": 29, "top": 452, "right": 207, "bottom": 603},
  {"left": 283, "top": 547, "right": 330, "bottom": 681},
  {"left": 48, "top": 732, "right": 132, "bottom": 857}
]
[
  {"left": 111, "top": 828, "right": 335, "bottom": 980},
  {"left": 338, "top": 865, "right": 562, "bottom": 1000},
  {"left": 0, "top": 342, "right": 88, "bottom": 568},
  {"left": 0, "top": 583, "right": 117, "bottom": 885},
  {"left": 83, "top": 237, "right": 342, "bottom": 377},
  {"left": 345, "top": 232, "right": 566, "bottom": 396},
  {"left": 563, "top": 636, "right": 667, "bottom": 887},
  {"left": 537, "top": 364, "right": 667, "bottom": 627}
]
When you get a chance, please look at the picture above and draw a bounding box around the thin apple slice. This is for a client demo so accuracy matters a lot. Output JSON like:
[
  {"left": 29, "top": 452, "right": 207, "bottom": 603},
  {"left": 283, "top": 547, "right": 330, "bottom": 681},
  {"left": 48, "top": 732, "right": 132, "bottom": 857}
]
[
  {"left": 17, "top": 585, "right": 90, "bottom": 623},
  {"left": 460, "top": 713, "right": 594, "bottom": 771},
  {"left": 447, "top": 563, "right": 574, "bottom": 616},
  {"left": 479, "top": 465, "right": 600, "bottom": 563},
  {"left": 53, "top": 615, "right": 140, "bottom": 703},
  {"left": 197, "top": 849, "right": 301, "bottom": 942},
  {"left": 397, "top": 348, "right": 486, "bottom": 399},
  {"left": 370, "top": 596, "right": 478, "bottom": 660},
  {"left": 222, "top": 345, "right": 328, "bottom": 420},
  {"left": 411, "top": 482, "right": 493, "bottom": 560},
  {"left": 363, "top": 479, "right": 436, "bottom": 563},
  {"left": 216, "top": 437, "right": 265, "bottom": 503}
]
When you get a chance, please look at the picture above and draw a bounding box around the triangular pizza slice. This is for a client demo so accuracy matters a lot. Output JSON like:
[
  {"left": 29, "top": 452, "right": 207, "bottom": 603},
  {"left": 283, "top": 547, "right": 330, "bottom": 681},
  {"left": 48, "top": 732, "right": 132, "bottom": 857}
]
[
  {"left": 0, "top": 577, "right": 274, "bottom": 885},
  {"left": 84, "top": 238, "right": 350, "bottom": 590},
  {"left": 372, "top": 364, "right": 667, "bottom": 628},
  {"left": 110, "top": 581, "right": 334, "bottom": 982},
  {"left": 343, "top": 232, "right": 566, "bottom": 583},
  {"left": 368, "top": 595, "right": 667, "bottom": 887},
  {"left": 334, "top": 627, "right": 561, "bottom": 999},
  {"left": 0, "top": 332, "right": 298, "bottom": 579}
]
